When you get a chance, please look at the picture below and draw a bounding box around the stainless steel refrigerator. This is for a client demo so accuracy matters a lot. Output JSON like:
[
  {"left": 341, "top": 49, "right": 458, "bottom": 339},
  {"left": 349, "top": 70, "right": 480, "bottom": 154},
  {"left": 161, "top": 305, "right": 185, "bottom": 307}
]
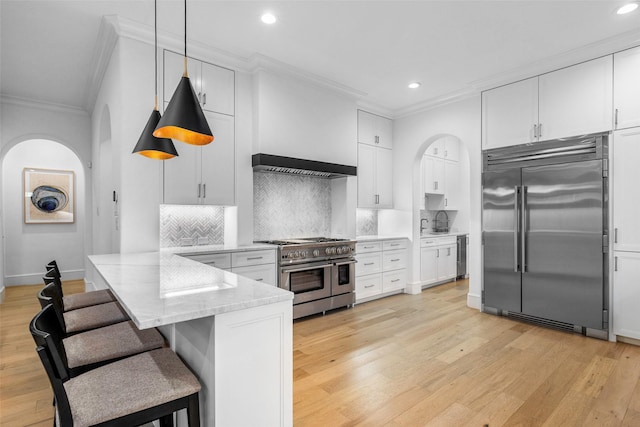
[{"left": 482, "top": 134, "right": 608, "bottom": 337}]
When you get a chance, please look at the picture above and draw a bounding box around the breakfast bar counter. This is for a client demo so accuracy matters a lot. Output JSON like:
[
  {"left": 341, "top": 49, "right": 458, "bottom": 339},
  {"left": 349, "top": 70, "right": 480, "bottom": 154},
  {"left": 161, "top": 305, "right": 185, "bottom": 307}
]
[{"left": 87, "top": 252, "right": 293, "bottom": 427}]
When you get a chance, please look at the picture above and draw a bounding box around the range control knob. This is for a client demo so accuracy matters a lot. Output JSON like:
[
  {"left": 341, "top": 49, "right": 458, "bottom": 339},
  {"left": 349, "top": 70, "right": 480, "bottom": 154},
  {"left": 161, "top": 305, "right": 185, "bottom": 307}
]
[
  {"left": 288, "top": 252, "right": 295, "bottom": 259},
  {"left": 343, "top": 246, "right": 351, "bottom": 253},
  {"left": 300, "top": 251, "right": 307, "bottom": 259},
  {"left": 336, "top": 247, "right": 343, "bottom": 255},
  {"left": 325, "top": 247, "right": 331, "bottom": 255},
  {"left": 313, "top": 249, "right": 320, "bottom": 257}
]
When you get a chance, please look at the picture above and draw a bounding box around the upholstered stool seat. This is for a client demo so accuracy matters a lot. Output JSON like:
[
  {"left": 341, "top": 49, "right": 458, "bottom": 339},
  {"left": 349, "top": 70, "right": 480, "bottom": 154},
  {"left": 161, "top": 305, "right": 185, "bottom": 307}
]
[
  {"left": 62, "top": 301, "right": 129, "bottom": 334},
  {"left": 64, "top": 348, "right": 201, "bottom": 426},
  {"left": 45, "top": 260, "right": 117, "bottom": 311},
  {"left": 63, "top": 320, "right": 165, "bottom": 370}
]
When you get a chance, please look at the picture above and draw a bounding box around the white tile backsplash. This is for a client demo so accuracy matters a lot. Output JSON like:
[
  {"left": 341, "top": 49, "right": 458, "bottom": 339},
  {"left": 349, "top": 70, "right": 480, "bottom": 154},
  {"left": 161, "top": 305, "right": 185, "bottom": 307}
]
[
  {"left": 159, "top": 205, "right": 225, "bottom": 248},
  {"left": 253, "top": 172, "right": 331, "bottom": 240},
  {"left": 356, "top": 209, "right": 378, "bottom": 236}
]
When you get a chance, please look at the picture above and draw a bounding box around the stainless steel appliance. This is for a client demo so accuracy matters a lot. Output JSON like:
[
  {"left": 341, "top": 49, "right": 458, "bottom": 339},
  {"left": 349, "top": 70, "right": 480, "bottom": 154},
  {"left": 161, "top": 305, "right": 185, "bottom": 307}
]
[
  {"left": 256, "top": 237, "right": 356, "bottom": 319},
  {"left": 456, "top": 234, "right": 467, "bottom": 279},
  {"left": 482, "top": 133, "right": 608, "bottom": 338}
]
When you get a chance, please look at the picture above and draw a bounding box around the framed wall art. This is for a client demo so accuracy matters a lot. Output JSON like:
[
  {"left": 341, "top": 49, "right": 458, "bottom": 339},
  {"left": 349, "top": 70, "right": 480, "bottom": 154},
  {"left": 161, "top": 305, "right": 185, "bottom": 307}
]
[{"left": 23, "top": 168, "right": 75, "bottom": 224}]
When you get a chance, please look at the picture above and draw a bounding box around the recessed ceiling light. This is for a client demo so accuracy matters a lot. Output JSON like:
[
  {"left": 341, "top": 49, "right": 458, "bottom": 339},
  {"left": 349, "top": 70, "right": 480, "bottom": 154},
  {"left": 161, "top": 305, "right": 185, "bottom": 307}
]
[
  {"left": 408, "top": 82, "right": 421, "bottom": 89},
  {"left": 261, "top": 12, "right": 277, "bottom": 24},
  {"left": 617, "top": 2, "right": 638, "bottom": 14}
]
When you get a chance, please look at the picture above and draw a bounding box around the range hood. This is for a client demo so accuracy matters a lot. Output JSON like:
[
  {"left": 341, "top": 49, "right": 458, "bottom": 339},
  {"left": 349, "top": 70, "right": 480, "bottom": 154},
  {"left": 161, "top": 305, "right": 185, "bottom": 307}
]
[{"left": 252, "top": 153, "right": 357, "bottom": 178}]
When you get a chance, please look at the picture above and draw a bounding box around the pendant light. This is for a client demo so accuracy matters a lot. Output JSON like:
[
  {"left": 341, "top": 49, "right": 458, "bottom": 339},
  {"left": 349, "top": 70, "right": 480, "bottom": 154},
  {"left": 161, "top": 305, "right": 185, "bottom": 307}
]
[
  {"left": 132, "top": 0, "right": 178, "bottom": 160},
  {"left": 153, "top": 0, "right": 213, "bottom": 146}
]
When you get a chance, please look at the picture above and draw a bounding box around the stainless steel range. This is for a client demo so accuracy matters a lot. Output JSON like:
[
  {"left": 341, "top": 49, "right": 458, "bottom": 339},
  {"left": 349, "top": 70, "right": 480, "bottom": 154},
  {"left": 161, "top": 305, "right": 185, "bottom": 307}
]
[{"left": 256, "top": 237, "right": 356, "bottom": 319}]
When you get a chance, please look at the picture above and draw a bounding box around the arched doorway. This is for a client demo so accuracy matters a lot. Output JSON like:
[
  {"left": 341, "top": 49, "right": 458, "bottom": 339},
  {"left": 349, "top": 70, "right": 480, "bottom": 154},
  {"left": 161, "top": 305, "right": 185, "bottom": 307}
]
[
  {"left": 94, "top": 106, "right": 119, "bottom": 254},
  {"left": 1, "top": 138, "right": 86, "bottom": 285}
]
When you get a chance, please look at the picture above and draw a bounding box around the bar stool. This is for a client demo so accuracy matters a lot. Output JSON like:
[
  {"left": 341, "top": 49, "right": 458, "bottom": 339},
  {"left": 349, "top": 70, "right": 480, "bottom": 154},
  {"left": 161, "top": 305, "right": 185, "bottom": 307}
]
[
  {"left": 39, "top": 280, "right": 129, "bottom": 334},
  {"left": 45, "top": 260, "right": 116, "bottom": 311},
  {"left": 31, "top": 304, "right": 201, "bottom": 426}
]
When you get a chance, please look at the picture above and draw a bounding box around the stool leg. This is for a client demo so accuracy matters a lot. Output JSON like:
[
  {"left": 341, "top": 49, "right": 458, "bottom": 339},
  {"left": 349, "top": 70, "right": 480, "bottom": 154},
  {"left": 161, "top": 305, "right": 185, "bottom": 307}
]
[
  {"left": 187, "top": 394, "right": 200, "bottom": 427},
  {"left": 159, "top": 414, "right": 174, "bottom": 427}
]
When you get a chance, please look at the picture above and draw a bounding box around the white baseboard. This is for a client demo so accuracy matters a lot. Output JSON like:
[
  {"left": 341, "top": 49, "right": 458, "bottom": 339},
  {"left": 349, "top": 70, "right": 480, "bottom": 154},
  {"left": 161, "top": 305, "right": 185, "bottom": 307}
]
[
  {"left": 405, "top": 281, "right": 422, "bottom": 295},
  {"left": 5, "top": 269, "right": 85, "bottom": 286},
  {"left": 84, "top": 279, "right": 96, "bottom": 292},
  {"left": 0, "top": 286, "right": 5, "bottom": 304},
  {"left": 467, "top": 292, "right": 481, "bottom": 310}
]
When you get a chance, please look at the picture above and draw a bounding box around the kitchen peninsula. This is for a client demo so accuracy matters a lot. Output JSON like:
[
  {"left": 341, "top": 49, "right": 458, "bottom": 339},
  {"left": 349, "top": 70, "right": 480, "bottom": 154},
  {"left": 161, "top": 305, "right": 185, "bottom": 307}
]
[{"left": 87, "top": 251, "right": 293, "bottom": 427}]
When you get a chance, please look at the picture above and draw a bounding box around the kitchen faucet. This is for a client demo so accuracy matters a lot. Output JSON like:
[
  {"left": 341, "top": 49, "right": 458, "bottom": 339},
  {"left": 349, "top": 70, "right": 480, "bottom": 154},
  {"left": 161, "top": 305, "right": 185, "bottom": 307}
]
[{"left": 420, "top": 218, "right": 429, "bottom": 234}]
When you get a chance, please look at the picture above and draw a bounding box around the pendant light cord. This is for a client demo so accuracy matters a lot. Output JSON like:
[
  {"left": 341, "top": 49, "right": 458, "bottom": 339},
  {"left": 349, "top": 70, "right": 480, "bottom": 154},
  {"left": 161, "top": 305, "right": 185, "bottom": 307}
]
[
  {"left": 183, "top": 0, "right": 188, "bottom": 76},
  {"left": 154, "top": 0, "right": 158, "bottom": 110}
]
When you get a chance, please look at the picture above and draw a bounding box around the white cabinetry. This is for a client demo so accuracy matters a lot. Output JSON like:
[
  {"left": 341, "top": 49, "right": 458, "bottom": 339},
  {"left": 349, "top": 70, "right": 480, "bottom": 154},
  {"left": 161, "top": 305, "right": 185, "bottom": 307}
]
[
  {"left": 182, "top": 249, "right": 277, "bottom": 286},
  {"left": 357, "top": 110, "right": 392, "bottom": 149},
  {"left": 612, "top": 128, "right": 640, "bottom": 341},
  {"left": 357, "top": 144, "right": 392, "bottom": 208},
  {"left": 614, "top": 46, "right": 640, "bottom": 130},
  {"left": 420, "top": 236, "right": 457, "bottom": 288},
  {"left": 164, "top": 49, "right": 234, "bottom": 116},
  {"left": 163, "top": 111, "right": 235, "bottom": 205},
  {"left": 355, "top": 239, "right": 408, "bottom": 302},
  {"left": 422, "top": 137, "right": 460, "bottom": 210},
  {"left": 482, "top": 56, "right": 613, "bottom": 149},
  {"left": 613, "top": 252, "right": 640, "bottom": 340}
]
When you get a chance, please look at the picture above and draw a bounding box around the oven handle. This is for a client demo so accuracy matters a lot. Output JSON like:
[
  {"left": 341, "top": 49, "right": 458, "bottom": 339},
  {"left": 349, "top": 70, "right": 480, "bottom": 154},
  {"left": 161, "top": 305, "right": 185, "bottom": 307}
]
[
  {"left": 333, "top": 259, "right": 356, "bottom": 266},
  {"left": 280, "top": 261, "right": 332, "bottom": 273}
]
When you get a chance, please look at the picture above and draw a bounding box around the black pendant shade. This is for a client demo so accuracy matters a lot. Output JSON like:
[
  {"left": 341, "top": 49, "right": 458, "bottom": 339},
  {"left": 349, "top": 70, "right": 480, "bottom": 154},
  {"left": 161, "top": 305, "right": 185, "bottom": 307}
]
[
  {"left": 133, "top": 109, "right": 179, "bottom": 160},
  {"left": 153, "top": 75, "right": 214, "bottom": 146}
]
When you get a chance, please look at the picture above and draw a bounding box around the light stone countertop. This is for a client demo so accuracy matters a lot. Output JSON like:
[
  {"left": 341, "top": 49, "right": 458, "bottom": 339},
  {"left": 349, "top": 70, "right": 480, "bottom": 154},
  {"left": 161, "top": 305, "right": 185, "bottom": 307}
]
[
  {"left": 88, "top": 251, "right": 293, "bottom": 329},
  {"left": 356, "top": 235, "right": 409, "bottom": 242},
  {"left": 420, "top": 231, "right": 469, "bottom": 238},
  {"left": 162, "top": 242, "right": 277, "bottom": 255}
]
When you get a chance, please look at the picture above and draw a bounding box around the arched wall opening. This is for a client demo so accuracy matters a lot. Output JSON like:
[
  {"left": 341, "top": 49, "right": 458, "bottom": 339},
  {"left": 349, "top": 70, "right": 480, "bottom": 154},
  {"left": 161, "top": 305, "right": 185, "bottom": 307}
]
[
  {"left": 1, "top": 138, "right": 86, "bottom": 285},
  {"left": 407, "top": 133, "right": 471, "bottom": 294}
]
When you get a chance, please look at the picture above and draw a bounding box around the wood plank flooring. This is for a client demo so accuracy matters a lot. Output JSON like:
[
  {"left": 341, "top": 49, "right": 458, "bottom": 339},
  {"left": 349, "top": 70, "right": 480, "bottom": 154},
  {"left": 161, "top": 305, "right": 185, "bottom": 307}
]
[{"left": 2, "top": 279, "right": 640, "bottom": 426}]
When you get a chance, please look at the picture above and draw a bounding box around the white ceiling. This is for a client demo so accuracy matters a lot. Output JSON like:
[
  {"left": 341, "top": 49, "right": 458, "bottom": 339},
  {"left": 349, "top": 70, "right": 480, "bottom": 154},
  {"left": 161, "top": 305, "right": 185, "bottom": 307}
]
[{"left": 2, "top": 1, "right": 640, "bottom": 116}]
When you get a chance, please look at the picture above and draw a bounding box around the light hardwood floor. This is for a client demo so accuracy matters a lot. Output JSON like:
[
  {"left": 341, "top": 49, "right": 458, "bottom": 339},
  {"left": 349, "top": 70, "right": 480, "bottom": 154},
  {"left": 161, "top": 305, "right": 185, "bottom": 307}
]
[{"left": 2, "top": 279, "right": 640, "bottom": 426}]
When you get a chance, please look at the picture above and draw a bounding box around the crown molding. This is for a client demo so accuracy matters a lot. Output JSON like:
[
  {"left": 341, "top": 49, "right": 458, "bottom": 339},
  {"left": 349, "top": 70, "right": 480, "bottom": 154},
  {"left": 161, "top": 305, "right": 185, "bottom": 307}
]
[
  {"left": 84, "top": 16, "right": 120, "bottom": 114},
  {"left": 1, "top": 94, "right": 88, "bottom": 116}
]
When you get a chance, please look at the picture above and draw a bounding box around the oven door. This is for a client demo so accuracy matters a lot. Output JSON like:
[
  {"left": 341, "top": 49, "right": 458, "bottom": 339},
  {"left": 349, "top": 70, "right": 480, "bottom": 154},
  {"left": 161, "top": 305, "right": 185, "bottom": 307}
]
[
  {"left": 280, "top": 261, "right": 332, "bottom": 305},
  {"left": 332, "top": 258, "right": 356, "bottom": 296}
]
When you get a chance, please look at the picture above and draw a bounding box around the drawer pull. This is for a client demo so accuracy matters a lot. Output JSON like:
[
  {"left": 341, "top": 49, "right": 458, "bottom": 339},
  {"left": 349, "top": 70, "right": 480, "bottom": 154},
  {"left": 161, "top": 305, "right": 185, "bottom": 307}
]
[
  {"left": 390, "top": 243, "right": 400, "bottom": 246},
  {"left": 364, "top": 262, "right": 375, "bottom": 266},
  {"left": 390, "top": 258, "right": 400, "bottom": 262},
  {"left": 391, "top": 279, "right": 400, "bottom": 283},
  {"left": 247, "top": 256, "right": 263, "bottom": 261},
  {"left": 255, "top": 278, "right": 264, "bottom": 281},
  {"left": 364, "top": 284, "right": 375, "bottom": 289},
  {"left": 363, "top": 246, "right": 374, "bottom": 249}
]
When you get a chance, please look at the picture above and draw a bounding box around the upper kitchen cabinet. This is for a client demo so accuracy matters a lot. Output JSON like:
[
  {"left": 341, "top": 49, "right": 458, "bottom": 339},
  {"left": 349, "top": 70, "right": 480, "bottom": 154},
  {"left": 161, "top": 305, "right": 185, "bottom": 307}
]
[
  {"left": 357, "top": 110, "right": 393, "bottom": 149},
  {"left": 164, "top": 111, "right": 235, "bottom": 206},
  {"left": 482, "top": 56, "right": 613, "bottom": 149},
  {"left": 613, "top": 128, "right": 640, "bottom": 252},
  {"left": 538, "top": 55, "right": 612, "bottom": 141},
  {"left": 164, "top": 50, "right": 235, "bottom": 116},
  {"left": 425, "top": 136, "right": 460, "bottom": 161},
  {"left": 482, "top": 77, "right": 539, "bottom": 149},
  {"left": 614, "top": 46, "right": 640, "bottom": 130},
  {"left": 358, "top": 144, "right": 392, "bottom": 209}
]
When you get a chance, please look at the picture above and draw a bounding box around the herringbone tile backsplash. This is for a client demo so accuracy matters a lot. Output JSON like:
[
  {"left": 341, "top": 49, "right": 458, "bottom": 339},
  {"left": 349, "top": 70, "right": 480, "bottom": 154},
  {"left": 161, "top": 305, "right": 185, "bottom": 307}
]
[
  {"left": 254, "top": 172, "right": 331, "bottom": 240},
  {"left": 160, "top": 205, "right": 224, "bottom": 248},
  {"left": 356, "top": 209, "right": 378, "bottom": 236}
]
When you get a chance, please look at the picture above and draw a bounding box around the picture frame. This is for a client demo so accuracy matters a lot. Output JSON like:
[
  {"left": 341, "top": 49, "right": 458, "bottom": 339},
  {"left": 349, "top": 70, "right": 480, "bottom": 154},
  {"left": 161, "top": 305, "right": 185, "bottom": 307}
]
[{"left": 23, "top": 168, "right": 75, "bottom": 224}]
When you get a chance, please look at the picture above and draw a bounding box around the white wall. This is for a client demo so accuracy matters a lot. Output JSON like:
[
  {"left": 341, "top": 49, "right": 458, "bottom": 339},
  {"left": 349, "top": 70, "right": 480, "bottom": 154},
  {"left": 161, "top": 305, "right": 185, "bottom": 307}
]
[
  {"left": 253, "top": 69, "right": 358, "bottom": 166},
  {"left": 390, "top": 96, "right": 482, "bottom": 309},
  {"left": 0, "top": 99, "right": 91, "bottom": 287}
]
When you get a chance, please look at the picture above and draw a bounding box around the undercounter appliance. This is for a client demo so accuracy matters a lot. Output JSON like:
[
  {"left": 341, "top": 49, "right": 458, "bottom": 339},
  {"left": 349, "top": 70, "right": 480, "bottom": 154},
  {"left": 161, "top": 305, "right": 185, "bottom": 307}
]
[
  {"left": 456, "top": 234, "right": 467, "bottom": 279},
  {"left": 482, "top": 133, "right": 608, "bottom": 339},
  {"left": 255, "top": 237, "right": 356, "bottom": 319}
]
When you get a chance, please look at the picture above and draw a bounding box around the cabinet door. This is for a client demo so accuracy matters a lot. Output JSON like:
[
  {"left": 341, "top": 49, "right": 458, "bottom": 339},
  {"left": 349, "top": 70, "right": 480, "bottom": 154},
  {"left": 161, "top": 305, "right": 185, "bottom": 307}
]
[
  {"left": 356, "top": 274, "right": 382, "bottom": 300},
  {"left": 443, "top": 137, "right": 459, "bottom": 162},
  {"left": 382, "top": 269, "right": 406, "bottom": 293},
  {"left": 420, "top": 156, "right": 426, "bottom": 210},
  {"left": 232, "top": 264, "right": 277, "bottom": 286},
  {"left": 357, "top": 110, "right": 392, "bottom": 149},
  {"left": 424, "top": 156, "right": 445, "bottom": 195},
  {"left": 163, "top": 127, "right": 201, "bottom": 204},
  {"left": 614, "top": 46, "right": 640, "bottom": 130},
  {"left": 200, "top": 61, "right": 234, "bottom": 115},
  {"left": 436, "top": 246, "right": 451, "bottom": 281},
  {"left": 613, "top": 129, "right": 640, "bottom": 252},
  {"left": 201, "top": 112, "right": 235, "bottom": 206},
  {"left": 420, "top": 246, "right": 438, "bottom": 285},
  {"left": 382, "top": 249, "right": 407, "bottom": 271},
  {"left": 356, "top": 252, "right": 382, "bottom": 276},
  {"left": 376, "top": 147, "right": 393, "bottom": 208},
  {"left": 425, "top": 139, "right": 444, "bottom": 158},
  {"left": 357, "top": 143, "right": 376, "bottom": 208},
  {"left": 163, "top": 50, "right": 200, "bottom": 104},
  {"left": 482, "top": 77, "right": 538, "bottom": 149},
  {"left": 443, "top": 160, "right": 459, "bottom": 210},
  {"left": 613, "top": 251, "right": 640, "bottom": 340},
  {"left": 538, "top": 56, "right": 613, "bottom": 141}
]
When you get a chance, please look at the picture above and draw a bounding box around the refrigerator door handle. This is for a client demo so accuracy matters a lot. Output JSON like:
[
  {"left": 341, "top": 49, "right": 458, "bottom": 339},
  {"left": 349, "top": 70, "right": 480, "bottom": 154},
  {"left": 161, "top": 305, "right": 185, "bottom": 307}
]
[
  {"left": 521, "top": 186, "right": 528, "bottom": 273},
  {"left": 514, "top": 186, "right": 520, "bottom": 272}
]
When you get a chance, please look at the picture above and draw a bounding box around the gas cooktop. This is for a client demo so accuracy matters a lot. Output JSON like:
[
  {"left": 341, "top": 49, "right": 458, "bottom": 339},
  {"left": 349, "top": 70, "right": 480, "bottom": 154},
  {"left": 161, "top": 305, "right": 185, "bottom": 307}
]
[{"left": 255, "top": 237, "right": 355, "bottom": 264}]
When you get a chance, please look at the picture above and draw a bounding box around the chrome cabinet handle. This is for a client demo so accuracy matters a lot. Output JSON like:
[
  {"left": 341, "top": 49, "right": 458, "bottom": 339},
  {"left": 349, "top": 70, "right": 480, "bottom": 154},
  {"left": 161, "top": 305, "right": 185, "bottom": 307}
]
[
  {"left": 445, "top": 198, "right": 448, "bottom": 207},
  {"left": 615, "top": 256, "right": 618, "bottom": 272},
  {"left": 447, "top": 248, "right": 451, "bottom": 256},
  {"left": 364, "top": 284, "right": 375, "bottom": 289},
  {"left": 255, "top": 278, "right": 264, "bottom": 281},
  {"left": 390, "top": 258, "right": 400, "bottom": 262},
  {"left": 538, "top": 123, "right": 542, "bottom": 139},
  {"left": 390, "top": 243, "right": 400, "bottom": 246},
  {"left": 364, "top": 262, "right": 374, "bottom": 266},
  {"left": 375, "top": 135, "right": 379, "bottom": 144},
  {"left": 437, "top": 249, "right": 440, "bottom": 257},
  {"left": 615, "top": 228, "right": 618, "bottom": 244},
  {"left": 197, "top": 183, "right": 201, "bottom": 198},
  {"left": 247, "top": 256, "right": 263, "bottom": 261},
  {"left": 203, "top": 183, "right": 206, "bottom": 198},
  {"left": 533, "top": 124, "right": 538, "bottom": 139},
  {"left": 615, "top": 109, "right": 619, "bottom": 128},
  {"left": 391, "top": 279, "right": 400, "bottom": 283},
  {"left": 202, "top": 92, "right": 207, "bottom": 106}
]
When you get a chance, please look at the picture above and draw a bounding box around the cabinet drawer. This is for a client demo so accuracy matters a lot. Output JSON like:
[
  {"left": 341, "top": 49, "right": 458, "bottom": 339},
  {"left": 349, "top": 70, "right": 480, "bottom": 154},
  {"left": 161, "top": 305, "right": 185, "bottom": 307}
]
[
  {"left": 356, "top": 274, "right": 382, "bottom": 299},
  {"left": 382, "top": 249, "right": 407, "bottom": 271},
  {"left": 182, "top": 253, "right": 231, "bottom": 269},
  {"left": 356, "top": 241, "right": 383, "bottom": 254},
  {"left": 231, "top": 250, "right": 276, "bottom": 267},
  {"left": 383, "top": 269, "right": 406, "bottom": 292},
  {"left": 421, "top": 236, "right": 456, "bottom": 247},
  {"left": 356, "top": 252, "right": 382, "bottom": 276},
  {"left": 232, "top": 264, "right": 277, "bottom": 286},
  {"left": 383, "top": 239, "right": 408, "bottom": 251}
]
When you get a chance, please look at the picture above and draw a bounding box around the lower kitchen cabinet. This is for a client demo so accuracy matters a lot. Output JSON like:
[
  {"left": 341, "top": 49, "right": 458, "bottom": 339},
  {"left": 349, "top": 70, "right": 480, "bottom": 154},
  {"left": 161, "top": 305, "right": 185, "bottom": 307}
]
[
  {"left": 181, "top": 248, "right": 277, "bottom": 286},
  {"left": 355, "top": 238, "right": 408, "bottom": 302},
  {"left": 420, "top": 236, "right": 457, "bottom": 288},
  {"left": 613, "top": 251, "right": 640, "bottom": 340}
]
